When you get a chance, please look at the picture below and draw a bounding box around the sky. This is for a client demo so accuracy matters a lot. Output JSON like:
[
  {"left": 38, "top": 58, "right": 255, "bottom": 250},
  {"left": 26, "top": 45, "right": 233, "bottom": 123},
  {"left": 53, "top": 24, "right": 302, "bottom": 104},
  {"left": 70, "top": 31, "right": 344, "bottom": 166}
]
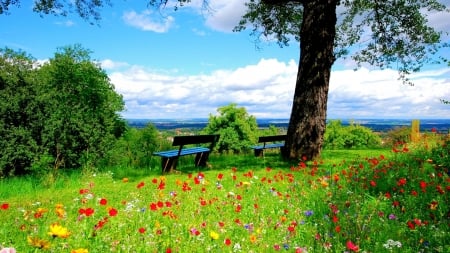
[{"left": 1, "top": 0, "right": 450, "bottom": 120}]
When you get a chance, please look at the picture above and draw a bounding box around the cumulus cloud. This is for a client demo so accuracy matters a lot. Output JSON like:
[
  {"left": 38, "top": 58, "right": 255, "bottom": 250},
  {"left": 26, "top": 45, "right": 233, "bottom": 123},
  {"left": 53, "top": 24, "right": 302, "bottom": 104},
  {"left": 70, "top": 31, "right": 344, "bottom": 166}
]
[
  {"left": 122, "top": 10, "right": 175, "bottom": 33},
  {"left": 107, "top": 58, "right": 450, "bottom": 119}
]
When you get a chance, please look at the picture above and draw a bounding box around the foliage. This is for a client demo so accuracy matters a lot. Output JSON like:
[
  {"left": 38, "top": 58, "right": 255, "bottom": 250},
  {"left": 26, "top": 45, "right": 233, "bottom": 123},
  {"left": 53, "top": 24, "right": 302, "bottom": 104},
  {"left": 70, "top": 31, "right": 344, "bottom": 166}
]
[
  {"left": 323, "top": 120, "right": 382, "bottom": 149},
  {"left": 102, "top": 123, "right": 161, "bottom": 169},
  {"left": 0, "top": 142, "right": 448, "bottom": 252},
  {"left": 0, "top": 46, "right": 125, "bottom": 177},
  {"left": 384, "top": 126, "right": 412, "bottom": 146},
  {"left": 202, "top": 103, "right": 258, "bottom": 154}
]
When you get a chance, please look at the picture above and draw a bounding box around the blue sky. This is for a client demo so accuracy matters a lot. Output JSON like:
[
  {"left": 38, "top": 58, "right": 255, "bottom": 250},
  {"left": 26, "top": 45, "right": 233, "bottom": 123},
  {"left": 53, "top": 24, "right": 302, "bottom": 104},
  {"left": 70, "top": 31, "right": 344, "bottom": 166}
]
[{"left": 1, "top": 0, "right": 449, "bottom": 119}]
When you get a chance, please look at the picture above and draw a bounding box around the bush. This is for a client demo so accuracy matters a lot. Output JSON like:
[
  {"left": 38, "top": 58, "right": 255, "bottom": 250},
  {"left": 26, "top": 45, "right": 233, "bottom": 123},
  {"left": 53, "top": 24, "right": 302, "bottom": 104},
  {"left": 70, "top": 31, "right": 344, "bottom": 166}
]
[
  {"left": 202, "top": 103, "right": 258, "bottom": 153},
  {"left": 102, "top": 123, "right": 161, "bottom": 169},
  {"left": 384, "top": 126, "right": 411, "bottom": 146},
  {"left": 324, "top": 120, "right": 381, "bottom": 149}
]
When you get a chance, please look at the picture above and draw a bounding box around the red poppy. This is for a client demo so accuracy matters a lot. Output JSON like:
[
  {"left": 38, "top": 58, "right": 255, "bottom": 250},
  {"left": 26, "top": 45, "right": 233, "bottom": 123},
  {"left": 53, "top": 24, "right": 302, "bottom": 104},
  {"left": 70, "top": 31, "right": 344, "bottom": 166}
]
[
  {"left": 99, "top": 198, "right": 107, "bottom": 206},
  {"left": 370, "top": 180, "right": 377, "bottom": 187},
  {"left": 79, "top": 189, "right": 89, "bottom": 194},
  {"left": 138, "top": 227, "right": 146, "bottom": 234},
  {"left": 1, "top": 203, "right": 9, "bottom": 210},
  {"left": 217, "top": 173, "right": 223, "bottom": 180},
  {"left": 224, "top": 238, "right": 231, "bottom": 246},
  {"left": 137, "top": 182, "right": 145, "bottom": 189},
  {"left": 108, "top": 208, "right": 118, "bottom": 217},
  {"left": 407, "top": 221, "right": 415, "bottom": 230},
  {"left": 335, "top": 225, "right": 341, "bottom": 233},
  {"left": 397, "top": 178, "right": 407, "bottom": 187}
]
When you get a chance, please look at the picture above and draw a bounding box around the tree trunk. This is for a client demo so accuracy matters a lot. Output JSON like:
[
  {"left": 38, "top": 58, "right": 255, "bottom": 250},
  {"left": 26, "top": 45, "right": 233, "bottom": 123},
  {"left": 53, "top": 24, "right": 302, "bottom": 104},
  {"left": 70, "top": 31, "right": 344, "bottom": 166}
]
[{"left": 282, "top": 0, "right": 337, "bottom": 160}]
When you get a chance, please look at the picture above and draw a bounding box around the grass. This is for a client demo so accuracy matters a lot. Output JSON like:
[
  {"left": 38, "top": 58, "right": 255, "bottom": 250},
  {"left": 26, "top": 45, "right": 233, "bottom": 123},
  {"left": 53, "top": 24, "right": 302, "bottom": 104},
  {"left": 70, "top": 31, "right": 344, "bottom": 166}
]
[{"left": 0, "top": 146, "right": 448, "bottom": 253}]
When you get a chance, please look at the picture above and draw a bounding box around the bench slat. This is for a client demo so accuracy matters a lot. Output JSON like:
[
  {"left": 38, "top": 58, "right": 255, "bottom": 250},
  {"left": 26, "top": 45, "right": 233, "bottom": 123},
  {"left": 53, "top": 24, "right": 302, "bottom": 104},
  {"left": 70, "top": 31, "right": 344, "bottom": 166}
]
[
  {"left": 252, "top": 143, "right": 284, "bottom": 150},
  {"left": 154, "top": 147, "right": 210, "bottom": 158}
]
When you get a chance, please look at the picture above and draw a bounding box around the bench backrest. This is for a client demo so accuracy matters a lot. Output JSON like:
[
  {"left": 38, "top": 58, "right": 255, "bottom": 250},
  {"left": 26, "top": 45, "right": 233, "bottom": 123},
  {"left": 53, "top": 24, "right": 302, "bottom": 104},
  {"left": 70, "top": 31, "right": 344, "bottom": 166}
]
[
  {"left": 258, "top": 135, "right": 286, "bottom": 143},
  {"left": 173, "top": 134, "right": 220, "bottom": 149}
]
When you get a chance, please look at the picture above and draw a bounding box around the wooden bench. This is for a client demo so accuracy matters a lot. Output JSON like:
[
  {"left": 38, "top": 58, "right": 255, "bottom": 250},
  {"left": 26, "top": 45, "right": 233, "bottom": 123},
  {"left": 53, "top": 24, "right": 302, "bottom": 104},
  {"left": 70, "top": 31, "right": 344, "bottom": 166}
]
[
  {"left": 251, "top": 135, "right": 286, "bottom": 157},
  {"left": 153, "top": 134, "right": 220, "bottom": 173}
]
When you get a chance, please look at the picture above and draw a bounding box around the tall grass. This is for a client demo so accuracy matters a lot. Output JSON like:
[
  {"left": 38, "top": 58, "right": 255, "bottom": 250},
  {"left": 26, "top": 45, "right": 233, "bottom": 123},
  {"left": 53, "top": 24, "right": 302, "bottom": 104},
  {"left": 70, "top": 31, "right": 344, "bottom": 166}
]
[{"left": 0, "top": 145, "right": 448, "bottom": 252}]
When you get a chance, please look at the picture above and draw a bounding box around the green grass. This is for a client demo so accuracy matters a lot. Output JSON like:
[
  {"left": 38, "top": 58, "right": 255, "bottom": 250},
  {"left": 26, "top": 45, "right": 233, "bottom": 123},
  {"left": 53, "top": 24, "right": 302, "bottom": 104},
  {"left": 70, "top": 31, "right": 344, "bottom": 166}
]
[{"left": 0, "top": 147, "right": 448, "bottom": 252}]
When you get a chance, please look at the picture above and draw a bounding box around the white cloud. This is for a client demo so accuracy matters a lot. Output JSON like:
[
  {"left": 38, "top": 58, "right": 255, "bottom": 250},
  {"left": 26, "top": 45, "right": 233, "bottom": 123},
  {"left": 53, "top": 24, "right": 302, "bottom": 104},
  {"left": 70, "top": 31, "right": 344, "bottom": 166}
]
[
  {"left": 122, "top": 10, "right": 175, "bottom": 33},
  {"left": 196, "top": 0, "right": 249, "bottom": 32},
  {"left": 107, "top": 59, "right": 450, "bottom": 119},
  {"left": 100, "top": 59, "right": 129, "bottom": 70}
]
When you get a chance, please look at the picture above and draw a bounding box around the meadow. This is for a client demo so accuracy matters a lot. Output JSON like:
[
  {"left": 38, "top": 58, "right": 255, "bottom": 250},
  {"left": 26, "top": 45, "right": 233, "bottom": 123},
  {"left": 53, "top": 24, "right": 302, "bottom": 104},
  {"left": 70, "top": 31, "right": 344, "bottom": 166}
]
[{"left": 0, "top": 138, "right": 449, "bottom": 252}]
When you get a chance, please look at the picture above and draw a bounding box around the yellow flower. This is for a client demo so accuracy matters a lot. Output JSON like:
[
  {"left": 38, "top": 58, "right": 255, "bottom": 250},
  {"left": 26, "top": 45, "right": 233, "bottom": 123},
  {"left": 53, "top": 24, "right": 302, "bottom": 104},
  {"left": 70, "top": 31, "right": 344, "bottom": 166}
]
[
  {"left": 48, "top": 223, "right": 71, "bottom": 238},
  {"left": 71, "top": 248, "right": 89, "bottom": 253},
  {"left": 209, "top": 231, "right": 219, "bottom": 240},
  {"left": 27, "top": 236, "right": 51, "bottom": 249}
]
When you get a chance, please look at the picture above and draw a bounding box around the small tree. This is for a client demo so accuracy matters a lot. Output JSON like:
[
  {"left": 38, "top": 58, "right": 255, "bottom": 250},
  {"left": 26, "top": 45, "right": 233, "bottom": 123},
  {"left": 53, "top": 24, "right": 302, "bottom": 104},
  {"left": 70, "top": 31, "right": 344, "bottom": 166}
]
[{"left": 203, "top": 103, "right": 258, "bottom": 153}]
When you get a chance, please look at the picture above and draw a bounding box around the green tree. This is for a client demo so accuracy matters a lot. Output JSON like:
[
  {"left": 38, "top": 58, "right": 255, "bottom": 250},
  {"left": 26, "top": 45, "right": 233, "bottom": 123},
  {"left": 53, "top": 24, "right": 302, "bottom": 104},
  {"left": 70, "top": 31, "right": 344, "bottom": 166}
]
[
  {"left": 203, "top": 103, "right": 258, "bottom": 153},
  {"left": 0, "top": 48, "right": 43, "bottom": 176},
  {"left": 37, "top": 44, "right": 125, "bottom": 169},
  {"left": 0, "top": 45, "right": 125, "bottom": 176},
  {"left": 3, "top": 0, "right": 448, "bottom": 160}
]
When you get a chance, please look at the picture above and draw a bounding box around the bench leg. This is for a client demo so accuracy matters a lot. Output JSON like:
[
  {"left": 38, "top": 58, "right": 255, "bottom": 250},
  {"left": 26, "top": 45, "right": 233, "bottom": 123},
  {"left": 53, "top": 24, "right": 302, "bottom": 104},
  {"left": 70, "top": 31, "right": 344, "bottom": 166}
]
[
  {"left": 195, "top": 152, "right": 210, "bottom": 167},
  {"left": 161, "top": 157, "right": 178, "bottom": 173},
  {"left": 254, "top": 149, "right": 263, "bottom": 157}
]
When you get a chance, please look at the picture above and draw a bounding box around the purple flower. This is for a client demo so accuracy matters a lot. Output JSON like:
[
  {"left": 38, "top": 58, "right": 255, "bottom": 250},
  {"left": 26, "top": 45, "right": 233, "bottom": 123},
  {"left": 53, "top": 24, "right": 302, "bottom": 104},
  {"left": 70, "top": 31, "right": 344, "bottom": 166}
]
[
  {"left": 388, "top": 214, "right": 397, "bottom": 220},
  {"left": 304, "top": 210, "right": 314, "bottom": 217}
]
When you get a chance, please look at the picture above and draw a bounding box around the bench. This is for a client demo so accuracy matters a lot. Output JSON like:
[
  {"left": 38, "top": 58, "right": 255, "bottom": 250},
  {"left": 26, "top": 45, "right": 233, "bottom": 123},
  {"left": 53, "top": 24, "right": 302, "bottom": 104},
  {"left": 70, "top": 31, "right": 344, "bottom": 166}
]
[
  {"left": 153, "top": 134, "right": 220, "bottom": 173},
  {"left": 251, "top": 135, "right": 286, "bottom": 157}
]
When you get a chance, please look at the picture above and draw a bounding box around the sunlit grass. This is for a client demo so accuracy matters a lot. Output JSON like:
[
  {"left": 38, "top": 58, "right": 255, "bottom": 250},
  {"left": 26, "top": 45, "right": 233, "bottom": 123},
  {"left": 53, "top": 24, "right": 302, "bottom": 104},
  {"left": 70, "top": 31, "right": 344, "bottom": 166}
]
[{"left": 1, "top": 146, "right": 448, "bottom": 252}]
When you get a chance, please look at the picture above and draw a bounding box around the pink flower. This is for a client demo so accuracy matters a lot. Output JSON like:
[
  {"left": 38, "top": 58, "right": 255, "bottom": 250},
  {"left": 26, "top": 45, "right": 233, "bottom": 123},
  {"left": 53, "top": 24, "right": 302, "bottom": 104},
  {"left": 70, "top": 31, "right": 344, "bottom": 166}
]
[{"left": 346, "top": 240, "right": 359, "bottom": 252}]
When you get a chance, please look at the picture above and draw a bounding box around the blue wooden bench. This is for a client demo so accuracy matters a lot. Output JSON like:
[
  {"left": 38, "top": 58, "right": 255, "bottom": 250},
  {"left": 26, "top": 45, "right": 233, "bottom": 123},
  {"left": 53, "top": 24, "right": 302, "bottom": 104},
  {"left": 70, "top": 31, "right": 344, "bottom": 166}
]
[
  {"left": 251, "top": 135, "right": 286, "bottom": 157},
  {"left": 153, "top": 134, "right": 220, "bottom": 173}
]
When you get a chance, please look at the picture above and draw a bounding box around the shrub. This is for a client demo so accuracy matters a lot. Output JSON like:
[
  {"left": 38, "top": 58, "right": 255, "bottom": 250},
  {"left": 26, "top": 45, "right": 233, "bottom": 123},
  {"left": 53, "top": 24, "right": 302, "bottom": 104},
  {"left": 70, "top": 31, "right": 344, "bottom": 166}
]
[
  {"left": 324, "top": 120, "right": 381, "bottom": 149},
  {"left": 384, "top": 126, "right": 411, "bottom": 146},
  {"left": 202, "top": 103, "right": 258, "bottom": 153}
]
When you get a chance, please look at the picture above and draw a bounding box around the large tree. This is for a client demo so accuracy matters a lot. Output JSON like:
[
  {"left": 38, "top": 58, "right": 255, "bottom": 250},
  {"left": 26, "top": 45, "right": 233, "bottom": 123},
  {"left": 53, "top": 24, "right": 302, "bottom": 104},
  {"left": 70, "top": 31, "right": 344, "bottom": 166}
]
[{"left": 2, "top": 0, "right": 448, "bottom": 160}]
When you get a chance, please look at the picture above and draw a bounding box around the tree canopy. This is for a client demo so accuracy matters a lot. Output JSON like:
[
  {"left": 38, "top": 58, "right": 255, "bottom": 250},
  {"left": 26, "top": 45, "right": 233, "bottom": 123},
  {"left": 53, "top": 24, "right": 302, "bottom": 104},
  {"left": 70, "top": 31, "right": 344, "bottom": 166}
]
[{"left": 0, "top": 45, "right": 125, "bottom": 176}]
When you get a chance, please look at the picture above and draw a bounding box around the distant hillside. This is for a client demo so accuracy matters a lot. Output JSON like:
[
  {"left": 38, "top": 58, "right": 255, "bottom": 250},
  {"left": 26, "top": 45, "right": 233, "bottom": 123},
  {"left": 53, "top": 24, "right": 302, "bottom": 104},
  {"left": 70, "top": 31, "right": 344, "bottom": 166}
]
[{"left": 126, "top": 118, "right": 450, "bottom": 133}]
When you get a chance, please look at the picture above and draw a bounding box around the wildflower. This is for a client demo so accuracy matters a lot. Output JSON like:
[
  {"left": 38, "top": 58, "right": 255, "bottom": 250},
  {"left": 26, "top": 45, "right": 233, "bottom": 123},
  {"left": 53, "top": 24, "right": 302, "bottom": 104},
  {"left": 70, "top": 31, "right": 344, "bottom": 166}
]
[
  {"left": 210, "top": 231, "right": 219, "bottom": 240},
  {"left": 346, "top": 240, "right": 359, "bottom": 252},
  {"left": 388, "top": 214, "right": 397, "bottom": 220},
  {"left": 397, "top": 178, "right": 407, "bottom": 187},
  {"left": 108, "top": 208, "right": 118, "bottom": 217},
  {"left": 1, "top": 203, "right": 9, "bottom": 210},
  {"left": 249, "top": 234, "right": 257, "bottom": 243},
  {"left": 304, "top": 210, "right": 313, "bottom": 217},
  {"left": 224, "top": 238, "right": 232, "bottom": 246},
  {"left": 48, "top": 223, "right": 71, "bottom": 238},
  {"left": 99, "top": 198, "right": 107, "bottom": 205},
  {"left": 137, "top": 182, "right": 145, "bottom": 189},
  {"left": 383, "top": 239, "right": 402, "bottom": 250},
  {"left": 122, "top": 177, "right": 129, "bottom": 183},
  {"left": 429, "top": 201, "right": 438, "bottom": 210},
  {"left": 138, "top": 227, "right": 146, "bottom": 234},
  {"left": 0, "top": 248, "right": 16, "bottom": 253},
  {"left": 27, "top": 236, "right": 51, "bottom": 249},
  {"left": 79, "top": 208, "right": 94, "bottom": 217},
  {"left": 71, "top": 248, "right": 89, "bottom": 253},
  {"left": 190, "top": 228, "right": 200, "bottom": 236}
]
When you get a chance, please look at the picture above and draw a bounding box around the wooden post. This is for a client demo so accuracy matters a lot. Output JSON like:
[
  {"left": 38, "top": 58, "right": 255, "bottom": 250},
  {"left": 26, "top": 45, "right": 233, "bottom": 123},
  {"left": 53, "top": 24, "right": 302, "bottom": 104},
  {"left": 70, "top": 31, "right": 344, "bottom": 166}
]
[{"left": 411, "top": 119, "right": 420, "bottom": 142}]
